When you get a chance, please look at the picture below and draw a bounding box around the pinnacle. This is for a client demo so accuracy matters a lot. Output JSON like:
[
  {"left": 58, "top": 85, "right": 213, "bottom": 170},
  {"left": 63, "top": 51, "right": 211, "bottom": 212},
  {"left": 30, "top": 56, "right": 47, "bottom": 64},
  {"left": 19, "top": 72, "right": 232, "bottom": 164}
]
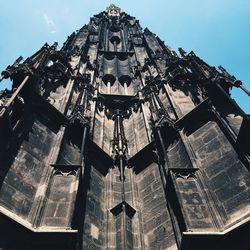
[{"left": 106, "top": 4, "right": 121, "bottom": 16}]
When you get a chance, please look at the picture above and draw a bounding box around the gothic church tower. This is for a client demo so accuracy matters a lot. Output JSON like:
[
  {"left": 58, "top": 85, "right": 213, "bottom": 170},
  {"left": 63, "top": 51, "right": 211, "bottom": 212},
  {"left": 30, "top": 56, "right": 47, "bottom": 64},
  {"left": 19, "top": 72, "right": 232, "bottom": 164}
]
[{"left": 0, "top": 4, "right": 249, "bottom": 250}]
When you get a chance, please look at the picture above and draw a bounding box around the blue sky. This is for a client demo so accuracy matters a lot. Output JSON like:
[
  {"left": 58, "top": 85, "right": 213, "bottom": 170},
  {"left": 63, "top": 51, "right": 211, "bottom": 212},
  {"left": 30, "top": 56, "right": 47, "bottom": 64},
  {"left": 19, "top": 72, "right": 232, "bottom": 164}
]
[{"left": 0, "top": 0, "right": 249, "bottom": 113}]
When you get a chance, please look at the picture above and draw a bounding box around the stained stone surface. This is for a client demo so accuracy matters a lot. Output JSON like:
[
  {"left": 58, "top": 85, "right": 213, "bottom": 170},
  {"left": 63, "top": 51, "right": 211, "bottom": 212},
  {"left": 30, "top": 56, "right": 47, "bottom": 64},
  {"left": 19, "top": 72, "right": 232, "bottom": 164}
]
[{"left": 0, "top": 4, "right": 249, "bottom": 250}]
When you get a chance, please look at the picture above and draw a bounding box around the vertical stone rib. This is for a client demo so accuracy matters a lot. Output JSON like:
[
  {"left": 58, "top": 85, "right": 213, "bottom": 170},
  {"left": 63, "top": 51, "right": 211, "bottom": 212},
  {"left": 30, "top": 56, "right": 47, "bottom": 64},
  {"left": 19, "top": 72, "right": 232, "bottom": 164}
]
[{"left": 108, "top": 111, "right": 137, "bottom": 249}]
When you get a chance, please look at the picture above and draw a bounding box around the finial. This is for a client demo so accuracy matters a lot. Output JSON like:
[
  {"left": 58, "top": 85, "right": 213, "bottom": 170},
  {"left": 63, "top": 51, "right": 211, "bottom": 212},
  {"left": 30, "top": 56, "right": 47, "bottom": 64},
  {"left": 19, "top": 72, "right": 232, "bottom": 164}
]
[{"left": 106, "top": 4, "right": 121, "bottom": 17}]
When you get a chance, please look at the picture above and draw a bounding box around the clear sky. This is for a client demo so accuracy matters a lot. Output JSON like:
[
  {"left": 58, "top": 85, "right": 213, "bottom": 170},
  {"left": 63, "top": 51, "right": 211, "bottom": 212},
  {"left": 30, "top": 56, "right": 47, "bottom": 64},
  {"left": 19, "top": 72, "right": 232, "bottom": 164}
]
[{"left": 0, "top": 0, "right": 249, "bottom": 113}]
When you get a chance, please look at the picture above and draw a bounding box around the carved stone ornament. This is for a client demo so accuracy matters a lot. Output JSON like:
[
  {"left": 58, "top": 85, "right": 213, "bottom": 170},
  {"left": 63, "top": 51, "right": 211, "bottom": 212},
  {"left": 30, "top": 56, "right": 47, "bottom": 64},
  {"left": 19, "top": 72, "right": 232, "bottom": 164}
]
[{"left": 106, "top": 4, "right": 121, "bottom": 17}]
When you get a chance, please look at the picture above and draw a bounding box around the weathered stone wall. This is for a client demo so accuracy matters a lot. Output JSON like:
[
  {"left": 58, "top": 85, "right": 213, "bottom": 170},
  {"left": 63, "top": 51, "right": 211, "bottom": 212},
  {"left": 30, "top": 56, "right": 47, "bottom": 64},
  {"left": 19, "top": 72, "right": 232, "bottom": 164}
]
[
  {"left": 167, "top": 138, "right": 193, "bottom": 169},
  {"left": 135, "top": 162, "right": 178, "bottom": 250},
  {"left": 41, "top": 168, "right": 79, "bottom": 228},
  {"left": 0, "top": 114, "right": 57, "bottom": 223},
  {"left": 170, "top": 170, "right": 215, "bottom": 231},
  {"left": 188, "top": 121, "right": 250, "bottom": 227},
  {"left": 57, "top": 126, "right": 82, "bottom": 165},
  {"left": 82, "top": 161, "right": 107, "bottom": 249},
  {"left": 124, "top": 108, "right": 151, "bottom": 156},
  {"left": 92, "top": 107, "right": 114, "bottom": 155}
]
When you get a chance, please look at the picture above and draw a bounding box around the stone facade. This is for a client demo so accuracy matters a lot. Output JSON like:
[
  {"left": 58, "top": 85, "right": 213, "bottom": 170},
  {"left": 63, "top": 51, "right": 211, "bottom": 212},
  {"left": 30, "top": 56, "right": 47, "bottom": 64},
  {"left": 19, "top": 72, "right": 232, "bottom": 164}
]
[{"left": 0, "top": 4, "right": 249, "bottom": 250}]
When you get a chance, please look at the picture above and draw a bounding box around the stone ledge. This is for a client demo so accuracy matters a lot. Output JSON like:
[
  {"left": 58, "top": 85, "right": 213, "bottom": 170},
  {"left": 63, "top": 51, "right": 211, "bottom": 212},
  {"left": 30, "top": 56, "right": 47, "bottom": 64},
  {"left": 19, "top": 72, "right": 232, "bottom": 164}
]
[
  {"left": 182, "top": 213, "right": 250, "bottom": 236},
  {"left": 0, "top": 205, "right": 77, "bottom": 233}
]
